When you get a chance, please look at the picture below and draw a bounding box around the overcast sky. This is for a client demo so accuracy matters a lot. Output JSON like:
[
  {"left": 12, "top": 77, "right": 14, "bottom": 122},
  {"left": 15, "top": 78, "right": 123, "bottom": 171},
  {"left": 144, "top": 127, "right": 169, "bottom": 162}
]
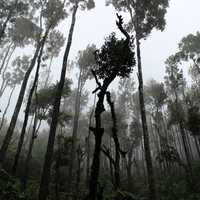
[{"left": 1, "top": 0, "right": 200, "bottom": 120}]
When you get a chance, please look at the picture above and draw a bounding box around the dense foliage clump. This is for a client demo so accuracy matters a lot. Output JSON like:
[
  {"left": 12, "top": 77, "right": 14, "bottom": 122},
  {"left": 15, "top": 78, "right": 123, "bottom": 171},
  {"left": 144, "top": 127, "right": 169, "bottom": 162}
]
[{"left": 94, "top": 33, "right": 135, "bottom": 79}]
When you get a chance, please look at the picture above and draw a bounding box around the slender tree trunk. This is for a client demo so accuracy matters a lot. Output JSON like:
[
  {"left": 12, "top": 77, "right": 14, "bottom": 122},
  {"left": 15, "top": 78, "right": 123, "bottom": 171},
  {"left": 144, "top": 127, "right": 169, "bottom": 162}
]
[
  {"left": 0, "top": 39, "right": 41, "bottom": 165},
  {"left": 185, "top": 133, "right": 194, "bottom": 161},
  {"left": 11, "top": 30, "right": 48, "bottom": 175},
  {"left": 0, "top": 86, "right": 15, "bottom": 131},
  {"left": 44, "top": 55, "right": 53, "bottom": 87},
  {"left": 126, "top": 144, "right": 134, "bottom": 192},
  {"left": 194, "top": 136, "right": 200, "bottom": 158},
  {"left": 179, "top": 122, "right": 193, "bottom": 176},
  {"left": 55, "top": 136, "right": 61, "bottom": 200},
  {"left": 0, "top": 45, "right": 16, "bottom": 97},
  {"left": 106, "top": 92, "right": 121, "bottom": 190},
  {"left": 86, "top": 94, "right": 96, "bottom": 187},
  {"left": 0, "top": 14, "right": 11, "bottom": 44},
  {"left": 68, "top": 67, "right": 82, "bottom": 193},
  {"left": 21, "top": 115, "right": 38, "bottom": 191},
  {"left": 136, "top": 37, "right": 157, "bottom": 200},
  {"left": 0, "top": 42, "right": 13, "bottom": 74},
  {"left": 22, "top": 115, "right": 34, "bottom": 154},
  {"left": 38, "top": 5, "right": 78, "bottom": 200},
  {"left": 75, "top": 146, "right": 83, "bottom": 200}
]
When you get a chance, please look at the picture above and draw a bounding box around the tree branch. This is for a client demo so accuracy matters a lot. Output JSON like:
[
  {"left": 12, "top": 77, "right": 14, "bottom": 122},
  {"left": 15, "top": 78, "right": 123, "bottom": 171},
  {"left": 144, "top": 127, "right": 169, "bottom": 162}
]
[{"left": 116, "top": 13, "right": 130, "bottom": 42}]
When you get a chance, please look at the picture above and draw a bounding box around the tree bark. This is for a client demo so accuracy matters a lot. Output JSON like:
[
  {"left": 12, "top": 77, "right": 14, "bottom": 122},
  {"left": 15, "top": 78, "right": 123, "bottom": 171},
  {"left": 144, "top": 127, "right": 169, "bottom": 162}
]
[
  {"left": 106, "top": 92, "right": 121, "bottom": 190},
  {"left": 0, "top": 39, "right": 42, "bottom": 165},
  {"left": 38, "top": 5, "right": 78, "bottom": 200},
  {"left": 11, "top": 29, "right": 49, "bottom": 175},
  {"left": 136, "top": 37, "right": 157, "bottom": 200},
  {"left": 88, "top": 73, "right": 115, "bottom": 200}
]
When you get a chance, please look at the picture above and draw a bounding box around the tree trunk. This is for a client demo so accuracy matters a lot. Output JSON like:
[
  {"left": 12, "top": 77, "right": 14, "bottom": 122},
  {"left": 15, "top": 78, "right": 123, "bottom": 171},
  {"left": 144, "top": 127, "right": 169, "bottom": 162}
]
[
  {"left": 179, "top": 122, "right": 193, "bottom": 179},
  {"left": 12, "top": 30, "right": 48, "bottom": 175},
  {"left": 86, "top": 93, "right": 96, "bottom": 187},
  {"left": 55, "top": 136, "right": 61, "bottom": 200},
  {"left": 194, "top": 136, "right": 200, "bottom": 158},
  {"left": 106, "top": 92, "right": 121, "bottom": 190},
  {"left": 0, "top": 86, "right": 15, "bottom": 131},
  {"left": 126, "top": 143, "right": 134, "bottom": 192},
  {"left": 38, "top": 5, "right": 78, "bottom": 200},
  {"left": 0, "top": 42, "right": 13, "bottom": 74},
  {"left": 21, "top": 114, "right": 38, "bottom": 191},
  {"left": 0, "top": 39, "right": 42, "bottom": 165},
  {"left": 68, "top": 67, "right": 82, "bottom": 193},
  {"left": 88, "top": 74, "right": 114, "bottom": 200},
  {"left": 44, "top": 55, "right": 53, "bottom": 87},
  {"left": 0, "top": 45, "right": 16, "bottom": 97},
  {"left": 136, "top": 37, "right": 157, "bottom": 200}
]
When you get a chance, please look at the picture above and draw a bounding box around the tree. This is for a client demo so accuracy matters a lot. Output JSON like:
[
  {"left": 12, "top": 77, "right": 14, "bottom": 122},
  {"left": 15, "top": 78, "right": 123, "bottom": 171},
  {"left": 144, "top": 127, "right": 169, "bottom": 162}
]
[
  {"left": 165, "top": 55, "right": 194, "bottom": 187},
  {"left": 88, "top": 15, "right": 135, "bottom": 200},
  {"left": 0, "top": 0, "right": 29, "bottom": 43},
  {"left": 177, "top": 31, "right": 200, "bottom": 74},
  {"left": 38, "top": 1, "right": 95, "bottom": 199},
  {"left": 68, "top": 44, "right": 96, "bottom": 193},
  {"left": 107, "top": 1, "right": 169, "bottom": 199}
]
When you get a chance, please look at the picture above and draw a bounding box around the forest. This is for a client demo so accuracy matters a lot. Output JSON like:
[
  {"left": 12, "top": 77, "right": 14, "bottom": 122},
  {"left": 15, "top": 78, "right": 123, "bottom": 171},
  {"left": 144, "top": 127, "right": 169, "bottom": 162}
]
[{"left": 0, "top": 0, "right": 200, "bottom": 200}]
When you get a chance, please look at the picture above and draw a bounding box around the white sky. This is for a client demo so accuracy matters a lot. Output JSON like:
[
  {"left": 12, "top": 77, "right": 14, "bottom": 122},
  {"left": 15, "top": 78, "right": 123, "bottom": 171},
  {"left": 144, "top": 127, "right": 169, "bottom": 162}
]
[{"left": 1, "top": 0, "right": 200, "bottom": 120}]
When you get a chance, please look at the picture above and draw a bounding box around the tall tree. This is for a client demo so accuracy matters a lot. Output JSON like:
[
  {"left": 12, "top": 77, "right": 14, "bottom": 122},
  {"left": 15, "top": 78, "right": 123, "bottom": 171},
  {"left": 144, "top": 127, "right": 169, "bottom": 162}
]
[
  {"left": 177, "top": 31, "right": 200, "bottom": 74},
  {"left": 38, "top": 1, "right": 95, "bottom": 199},
  {"left": 68, "top": 44, "right": 96, "bottom": 193},
  {"left": 88, "top": 15, "right": 135, "bottom": 200},
  {"left": 165, "top": 55, "right": 194, "bottom": 186}
]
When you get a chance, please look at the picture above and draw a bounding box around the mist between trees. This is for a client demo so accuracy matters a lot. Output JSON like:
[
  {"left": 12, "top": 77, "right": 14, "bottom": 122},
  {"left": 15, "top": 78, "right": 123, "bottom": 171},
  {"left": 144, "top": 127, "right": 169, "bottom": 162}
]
[{"left": 0, "top": 1, "right": 200, "bottom": 200}]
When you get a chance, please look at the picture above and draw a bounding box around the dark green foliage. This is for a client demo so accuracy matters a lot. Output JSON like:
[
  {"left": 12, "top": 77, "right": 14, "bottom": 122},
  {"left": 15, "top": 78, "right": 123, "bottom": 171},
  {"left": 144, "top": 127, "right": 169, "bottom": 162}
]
[
  {"left": 156, "top": 144, "right": 181, "bottom": 164},
  {"left": 105, "top": 190, "right": 140, "bottom": 200},
  {"left": 186, "top": 106, "right": 200, "bottom": 136},
  {"left": 167, "top": 100, "right": 186, "bottom": 126},
  {"left": 94, "top": 33, "right": 135, "bottom": 79},
  {"left": 0, "top": 169, "right": 25, "bottom": 200},
  {"left": 145, "top": 80, "right": 167, "bottom": 110},
  {"left": 31, "top": 79, "right": 71, "bottom": 110}
]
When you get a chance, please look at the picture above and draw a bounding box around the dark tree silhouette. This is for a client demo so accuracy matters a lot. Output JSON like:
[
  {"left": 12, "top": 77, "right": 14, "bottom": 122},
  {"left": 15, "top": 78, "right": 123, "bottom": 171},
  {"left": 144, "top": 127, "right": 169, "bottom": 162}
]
[{"left": 88, "top": 14, "right": 135, "bottom": 200}]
